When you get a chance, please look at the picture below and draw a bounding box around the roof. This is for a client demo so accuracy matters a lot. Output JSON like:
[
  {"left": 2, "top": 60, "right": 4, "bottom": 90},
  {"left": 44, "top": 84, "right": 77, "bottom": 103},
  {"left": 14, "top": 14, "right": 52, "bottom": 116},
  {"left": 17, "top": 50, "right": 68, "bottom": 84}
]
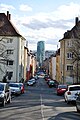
[
  {"left": 68, "top": 85, "right": 80, "bottom": 87},
  {"left": 0, "top": 82, "right": 7, "bottom": 85},
  {"left": 0, "top": 12, "right": 23, "bottom": 37},
  {"left": 59, "top": 18, "right": 80, "bottom": 42}
]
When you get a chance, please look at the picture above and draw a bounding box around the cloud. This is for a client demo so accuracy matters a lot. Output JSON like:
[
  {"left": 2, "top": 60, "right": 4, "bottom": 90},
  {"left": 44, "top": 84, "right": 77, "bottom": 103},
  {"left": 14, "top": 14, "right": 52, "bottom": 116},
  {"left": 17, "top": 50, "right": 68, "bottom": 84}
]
[
  {"left": 3, "top": 2, "right": 80, "bottom": 50},
  {"left": 0, "top": 3, "right": 15, "bottom": 11},
  {"left": 52, "top": 2, "right": 80, "bottom": 20},
  {"left": 19, "top": 4, "right": 32, "bottom": 12},
  {"left": 22, "top": 19, "right": 71, "bottom": 30}
]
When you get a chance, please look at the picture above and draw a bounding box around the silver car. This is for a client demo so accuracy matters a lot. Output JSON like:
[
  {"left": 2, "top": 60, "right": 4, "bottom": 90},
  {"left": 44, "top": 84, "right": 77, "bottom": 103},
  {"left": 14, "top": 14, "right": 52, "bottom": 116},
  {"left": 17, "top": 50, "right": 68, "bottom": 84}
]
[
  {"left": 0, "top": 83, "right": 11, "bottom": 106},
  {"left": 9, "top": 83, "right": 21, "bottom": 96}
]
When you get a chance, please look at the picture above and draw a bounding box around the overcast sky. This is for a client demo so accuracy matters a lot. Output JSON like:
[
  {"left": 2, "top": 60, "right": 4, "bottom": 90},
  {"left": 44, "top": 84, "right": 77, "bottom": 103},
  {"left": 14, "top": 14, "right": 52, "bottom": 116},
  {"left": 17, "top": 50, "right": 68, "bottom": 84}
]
[{"left": 0, "top": 0, "right": 80, "bottom": 50}]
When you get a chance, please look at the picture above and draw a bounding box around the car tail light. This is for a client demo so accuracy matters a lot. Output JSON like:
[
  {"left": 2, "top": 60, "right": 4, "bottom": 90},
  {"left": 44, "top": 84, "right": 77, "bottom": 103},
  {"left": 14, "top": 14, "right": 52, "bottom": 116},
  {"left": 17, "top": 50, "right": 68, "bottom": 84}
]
[{"left": 67, "top": 91, "right": 71, "bottom": 95}]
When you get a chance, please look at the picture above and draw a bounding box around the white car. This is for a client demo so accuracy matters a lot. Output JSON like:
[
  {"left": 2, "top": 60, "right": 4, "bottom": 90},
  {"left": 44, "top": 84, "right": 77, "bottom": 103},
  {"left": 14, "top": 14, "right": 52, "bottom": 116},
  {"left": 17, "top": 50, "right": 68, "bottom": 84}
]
[
  {"left": 0, "top": 83, "right": 11, "bottom": 106},
  {"left": 64, "top": 85, "right": 80, "bottom": 104},
  {"left": 9, "top": 83, "right": 21, "bottom": 96},
  {"left": 27, "top": 79, "right": 36, "bottom": 86}
]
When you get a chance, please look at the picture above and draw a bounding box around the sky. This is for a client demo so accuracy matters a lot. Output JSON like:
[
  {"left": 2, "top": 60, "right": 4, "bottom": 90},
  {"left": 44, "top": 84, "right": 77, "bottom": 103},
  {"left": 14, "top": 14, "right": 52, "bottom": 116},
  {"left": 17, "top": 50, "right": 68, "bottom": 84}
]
[{"left": 0, "top": 0, "right": 80, "bottom": 51}]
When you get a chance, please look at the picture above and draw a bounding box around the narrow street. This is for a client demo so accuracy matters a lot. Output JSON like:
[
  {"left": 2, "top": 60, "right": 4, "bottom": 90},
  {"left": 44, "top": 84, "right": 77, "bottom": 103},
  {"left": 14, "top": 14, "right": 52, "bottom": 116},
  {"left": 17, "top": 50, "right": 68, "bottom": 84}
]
[{"left": 0, "top": 78, "right": 80, "bottom": 120}]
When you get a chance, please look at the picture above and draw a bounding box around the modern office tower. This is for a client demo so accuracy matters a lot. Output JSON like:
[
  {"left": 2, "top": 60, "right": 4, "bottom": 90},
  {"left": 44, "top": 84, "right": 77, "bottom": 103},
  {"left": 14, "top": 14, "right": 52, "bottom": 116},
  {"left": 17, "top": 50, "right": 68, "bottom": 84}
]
[{"left": 37, "top": 41, "right": 45, "bottom": 67}]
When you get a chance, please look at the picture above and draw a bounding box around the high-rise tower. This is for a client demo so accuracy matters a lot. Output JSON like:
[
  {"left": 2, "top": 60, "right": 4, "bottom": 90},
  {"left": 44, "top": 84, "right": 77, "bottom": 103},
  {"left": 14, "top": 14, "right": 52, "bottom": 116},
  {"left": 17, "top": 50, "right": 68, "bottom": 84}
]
[{"left": 37, "top": 41, "right": 45, "bottom": 67}]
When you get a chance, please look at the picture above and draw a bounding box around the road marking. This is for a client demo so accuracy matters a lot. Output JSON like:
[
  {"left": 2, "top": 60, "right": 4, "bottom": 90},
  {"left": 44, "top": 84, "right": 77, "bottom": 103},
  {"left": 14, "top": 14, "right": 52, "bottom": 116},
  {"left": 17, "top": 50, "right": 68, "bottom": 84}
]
[{"left": 40, "top": 94, "right": 44, "bottom": 120}]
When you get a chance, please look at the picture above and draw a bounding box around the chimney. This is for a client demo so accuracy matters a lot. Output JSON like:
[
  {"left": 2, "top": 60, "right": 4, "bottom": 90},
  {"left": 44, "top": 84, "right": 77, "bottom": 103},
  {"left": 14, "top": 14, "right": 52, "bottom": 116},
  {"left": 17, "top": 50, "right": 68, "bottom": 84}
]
[
  {"left": 7, "top": 11, "right": 11, "bottom": 20},
  {"left": 75, "top": 17, "right": 79, "bottom": 25}
]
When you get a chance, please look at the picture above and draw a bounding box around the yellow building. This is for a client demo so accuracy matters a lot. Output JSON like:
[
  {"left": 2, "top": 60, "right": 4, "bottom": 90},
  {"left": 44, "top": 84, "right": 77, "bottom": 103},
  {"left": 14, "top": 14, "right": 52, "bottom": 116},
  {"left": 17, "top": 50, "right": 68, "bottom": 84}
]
[
  {"left": 59, "top": 17, "right": 80, "bottom": 84},
  {"left": 56, "top": 48, "right": 61, "bottom": 83}
]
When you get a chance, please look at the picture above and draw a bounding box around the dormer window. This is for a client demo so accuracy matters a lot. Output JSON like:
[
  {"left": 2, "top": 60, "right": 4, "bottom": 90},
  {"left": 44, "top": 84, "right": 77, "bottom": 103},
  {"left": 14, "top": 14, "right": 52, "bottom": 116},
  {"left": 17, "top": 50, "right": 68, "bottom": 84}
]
[
  {"left": 67, "top": 40, "right": 72, "bottom": 47},
  {"left": 7, "top": 38, "right": 13, "bottom": 43}
]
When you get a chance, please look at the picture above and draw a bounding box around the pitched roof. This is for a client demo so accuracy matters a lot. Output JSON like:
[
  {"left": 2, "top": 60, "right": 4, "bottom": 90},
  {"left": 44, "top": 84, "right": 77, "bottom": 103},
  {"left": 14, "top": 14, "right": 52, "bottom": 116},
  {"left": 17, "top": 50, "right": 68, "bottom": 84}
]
[
  {"left": 0, "top": 13, "right": 22, "bottom": 37},
  {"left": 59, "top": 17, "right": 80, "bottom": 42}
]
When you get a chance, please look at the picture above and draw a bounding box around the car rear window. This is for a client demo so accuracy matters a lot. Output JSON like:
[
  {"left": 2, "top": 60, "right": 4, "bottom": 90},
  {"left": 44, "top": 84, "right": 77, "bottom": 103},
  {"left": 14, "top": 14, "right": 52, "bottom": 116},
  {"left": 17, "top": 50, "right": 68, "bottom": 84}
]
[
  {"left": 59, "top": 85, "right": 67, "bottom": 89},
  {"left": 69, "top": 86, "right": 80, "bottom": 91},
  {"left": 9, "top": 84, "right": 19, "bottom": 87}
]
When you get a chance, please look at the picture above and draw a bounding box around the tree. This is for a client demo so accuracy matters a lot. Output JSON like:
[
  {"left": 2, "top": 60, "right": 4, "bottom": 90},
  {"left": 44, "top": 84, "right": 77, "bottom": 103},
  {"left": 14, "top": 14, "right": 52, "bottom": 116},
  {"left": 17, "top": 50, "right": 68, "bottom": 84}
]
[
  {"left": 71, "top": 36, "right": 80, "bottom": 83},
  {"left": 0, "top": 37, "right": 13, "bottom": 82}
]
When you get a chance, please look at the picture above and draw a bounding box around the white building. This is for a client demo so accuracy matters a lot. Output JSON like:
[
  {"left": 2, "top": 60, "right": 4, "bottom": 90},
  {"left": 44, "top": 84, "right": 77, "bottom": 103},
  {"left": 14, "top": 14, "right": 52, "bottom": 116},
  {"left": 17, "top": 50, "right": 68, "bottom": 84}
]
[
  {"left": 52, "top": 56, "right": 56, "bottom": 80},
  {"left": 0, "top": 11, "right": 27, "bottom": 82}
]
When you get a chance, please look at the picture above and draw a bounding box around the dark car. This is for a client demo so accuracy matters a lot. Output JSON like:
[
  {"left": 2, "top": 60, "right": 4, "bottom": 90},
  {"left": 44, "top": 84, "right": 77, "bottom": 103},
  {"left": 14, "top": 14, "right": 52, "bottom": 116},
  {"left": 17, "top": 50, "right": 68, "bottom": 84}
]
[
  {"left": 48, "top": 80, "right": 59, "bottom": 88},
  {"left": 76, "top": 93, "right": 80, "bottom": 112},
  {"left": 0, "top": 82, "right": 11, "bottom": 106},
  {"left": 48, "top": 80, "right": 56, "bottom": 87},
  {"left": 57, "top": 84, "right": 67, "bottom": 95},
  {"left": 44, "top": 75, "right": 50, "bottom": 81}
]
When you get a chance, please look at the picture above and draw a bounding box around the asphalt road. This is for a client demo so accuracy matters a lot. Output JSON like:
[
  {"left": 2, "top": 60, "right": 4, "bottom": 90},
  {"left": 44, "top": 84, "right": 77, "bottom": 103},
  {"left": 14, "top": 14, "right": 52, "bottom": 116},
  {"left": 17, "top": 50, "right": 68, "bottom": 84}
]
[{"left": 0, "top": 77, "right": 80, "bottom": 120}]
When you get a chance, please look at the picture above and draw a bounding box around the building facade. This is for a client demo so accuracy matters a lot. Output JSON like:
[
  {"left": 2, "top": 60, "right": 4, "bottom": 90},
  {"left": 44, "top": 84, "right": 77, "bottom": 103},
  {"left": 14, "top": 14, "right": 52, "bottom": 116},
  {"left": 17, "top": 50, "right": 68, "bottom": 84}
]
[
  {"left": 59, "top": 17, "right": 80, "bottom": 84},
  {"left": 0, "top": 11, "right": 27, "bottom": 82},
  {"left": 56, "top": 48, "right": 61, "bottom": 83}
]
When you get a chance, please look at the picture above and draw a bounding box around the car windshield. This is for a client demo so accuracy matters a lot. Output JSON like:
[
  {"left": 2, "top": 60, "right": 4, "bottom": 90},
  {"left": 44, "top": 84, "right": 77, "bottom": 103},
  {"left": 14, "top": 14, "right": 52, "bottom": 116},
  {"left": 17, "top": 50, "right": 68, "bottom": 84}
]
[
  {"left": 69, "top": 86, "right": 80, "bottom": 91},
  {"left": 0, "top": 84, "right": 4, "bottom": 91},
  {"left": 9, "top": 83, "right": 19, "bottom": 87}
]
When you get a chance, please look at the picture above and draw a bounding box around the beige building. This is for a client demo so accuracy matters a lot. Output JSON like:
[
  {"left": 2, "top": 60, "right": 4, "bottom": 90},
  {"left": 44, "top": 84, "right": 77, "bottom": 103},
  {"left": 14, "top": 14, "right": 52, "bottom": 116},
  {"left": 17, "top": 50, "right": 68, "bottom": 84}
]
[
  {"left": 59, "top": 17, "right": 80, "bottom": 84},
  {"left": 56, "top": 48, "right": 61, "bottom": 83},
  {"left": 48, "top": 54, "right": 56, "bottom": 80}
]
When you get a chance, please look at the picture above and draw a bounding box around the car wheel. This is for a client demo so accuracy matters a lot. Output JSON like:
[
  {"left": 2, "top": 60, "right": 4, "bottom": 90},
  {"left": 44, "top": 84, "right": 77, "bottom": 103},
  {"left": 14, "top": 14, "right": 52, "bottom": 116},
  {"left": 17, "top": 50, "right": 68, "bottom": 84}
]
[
  {"left": 65, "top": 96, "right": 70, "bottom": 104},
  {"left": 64, "top": 96, "right": 67, "bottom": 102},
  {"left": 7, "top": 97, "right": 11, "bottom": 103},
  {"left": 76, "top": 105, "right": 80, "bottom": 113},
  {"left": 2, "top": 98, "right": 6, "bottom": 107},
  {"left": 67, "top": 100, "right": 70, "bottom": 104}
]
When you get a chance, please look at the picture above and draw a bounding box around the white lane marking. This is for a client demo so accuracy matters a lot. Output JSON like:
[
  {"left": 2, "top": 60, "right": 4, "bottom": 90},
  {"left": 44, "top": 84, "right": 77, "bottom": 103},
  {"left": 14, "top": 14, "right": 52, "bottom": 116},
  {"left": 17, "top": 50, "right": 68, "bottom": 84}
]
[{"left": 40, "top": 94, "right": 44, "bottom": 120}]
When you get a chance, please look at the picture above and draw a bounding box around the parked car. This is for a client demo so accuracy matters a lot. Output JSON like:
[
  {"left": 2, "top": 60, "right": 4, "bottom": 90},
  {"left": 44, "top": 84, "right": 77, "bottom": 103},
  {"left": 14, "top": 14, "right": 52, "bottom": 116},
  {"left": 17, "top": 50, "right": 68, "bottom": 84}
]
[
  {"left": 64, "top": 85, "right": 80, "bottom": 104},
  {"left": 31, "top": 78, "right": 36, "bottom": 84},
  {"left": 48, "top": 80, "right": 59, "bottom": 87},
  {"left": 19, "top": 83, "right": 24, "bottom": 94},
  {"left": 48, "top": 80, "right": 56, "bottom": 87},
  {"left": 27, "top": 78, "right": 36, "bottom": 86},
  {"left": 57, "top": 84, "right": 68, "bottom": 95},
  {"left": 0, "top": 82, "right": 11, "bottom": 106},
  {"left": 37, "top": 71, "right": 45, "bottom": 78},
  {"left": 45, "top": 75, "right": 50, "bottom": 81},
  {"left": 76, "top": 93, "right": 80, "bottom": 113},
  {"left": 33, "top": 75, "right": 38, "bottom": 80},
  {"left": 9, "top": 83, "right": 21, "bottom": 96},
  {"left": 46, "top": 78, "right": 51, "bottom": 84}
]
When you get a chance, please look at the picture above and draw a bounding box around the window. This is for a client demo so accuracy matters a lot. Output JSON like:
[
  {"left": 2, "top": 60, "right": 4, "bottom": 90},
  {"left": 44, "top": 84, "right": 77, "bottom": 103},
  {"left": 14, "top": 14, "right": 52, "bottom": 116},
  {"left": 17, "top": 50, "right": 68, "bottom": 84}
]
[
  {"left": 67, "top": 65, "right": 73, "bottom": 71},
  {"left": 7, "top": 38, "right": 13, "bottom": 43},
  {"left": 67, "top": 52, "right": 73, "bottom": 59},
  {"left": 7, "top": 50, "right": 13, "bottom": 54},
  {"left": 7, "top": 60, "right": 13, "bottom": 65},
  {"left": 67, "top": 41, "right": 72, "bottom": 47}
]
